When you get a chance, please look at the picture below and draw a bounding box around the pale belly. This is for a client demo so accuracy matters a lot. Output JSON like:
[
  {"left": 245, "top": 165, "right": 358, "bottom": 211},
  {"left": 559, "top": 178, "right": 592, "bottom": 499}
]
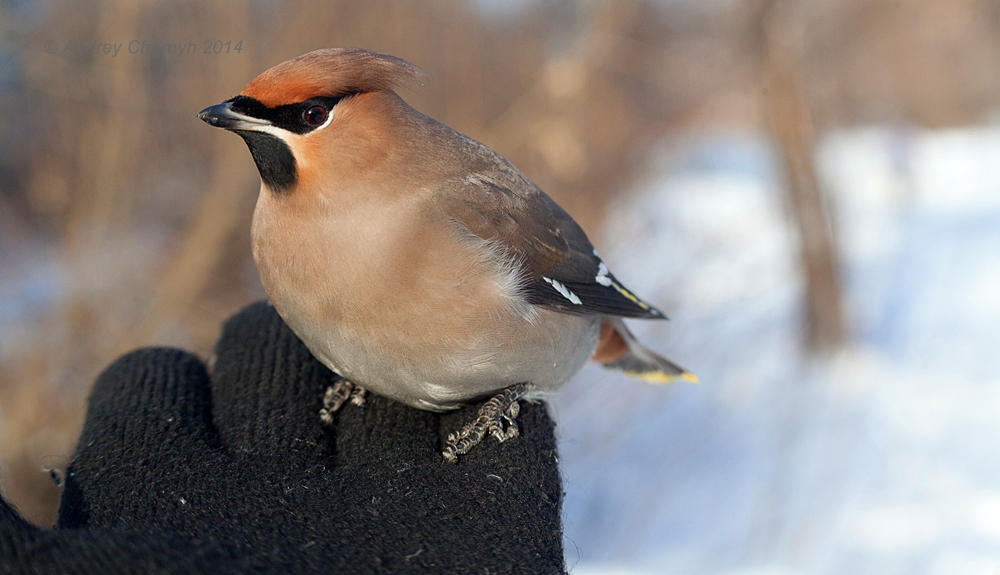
[{"left": 281, "top": 301, "right": 600, "bottom": 411}]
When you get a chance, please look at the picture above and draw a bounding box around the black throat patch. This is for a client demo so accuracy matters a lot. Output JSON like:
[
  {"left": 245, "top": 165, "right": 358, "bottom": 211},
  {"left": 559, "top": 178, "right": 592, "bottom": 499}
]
[{"left": 234, "top": 130, "right": 296, "bottom": 193}]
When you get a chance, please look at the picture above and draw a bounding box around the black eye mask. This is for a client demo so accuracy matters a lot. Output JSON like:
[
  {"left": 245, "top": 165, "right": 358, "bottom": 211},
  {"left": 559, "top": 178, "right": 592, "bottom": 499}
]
[
  {"left": 226, "top": 94, "right": 350, "bottom": 134},
  {"left": 224, "top": 93, "right": 354, "bottom": 192}
]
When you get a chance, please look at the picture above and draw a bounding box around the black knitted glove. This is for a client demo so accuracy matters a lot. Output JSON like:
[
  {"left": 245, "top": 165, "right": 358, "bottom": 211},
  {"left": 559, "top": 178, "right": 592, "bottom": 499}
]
[{"left": 0, "top": 302, "right": 565, "bottom": 574}]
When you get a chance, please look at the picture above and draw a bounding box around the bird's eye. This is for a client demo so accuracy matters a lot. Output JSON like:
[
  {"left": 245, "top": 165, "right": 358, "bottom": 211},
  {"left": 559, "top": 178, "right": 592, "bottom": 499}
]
[{"left": 303, "top": 106, "right": 328, "bottom": 126}]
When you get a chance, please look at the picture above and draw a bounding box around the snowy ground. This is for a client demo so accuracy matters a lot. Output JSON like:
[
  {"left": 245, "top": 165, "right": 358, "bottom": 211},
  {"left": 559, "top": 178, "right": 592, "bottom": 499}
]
[{"left": 553, "top": 125, "right": 1000, "bottom": 574}]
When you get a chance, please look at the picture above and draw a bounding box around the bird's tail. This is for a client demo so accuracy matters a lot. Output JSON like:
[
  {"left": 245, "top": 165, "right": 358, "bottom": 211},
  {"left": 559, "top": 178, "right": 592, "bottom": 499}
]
[{"left": 591, "top": 318, "right": 698, "bottom": 384}]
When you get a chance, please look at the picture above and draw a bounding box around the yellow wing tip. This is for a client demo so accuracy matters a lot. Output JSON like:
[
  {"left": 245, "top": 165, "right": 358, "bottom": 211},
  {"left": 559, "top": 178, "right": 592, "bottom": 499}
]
[{"left": 623, "top": 370, "right": 700, "bottom": 385}]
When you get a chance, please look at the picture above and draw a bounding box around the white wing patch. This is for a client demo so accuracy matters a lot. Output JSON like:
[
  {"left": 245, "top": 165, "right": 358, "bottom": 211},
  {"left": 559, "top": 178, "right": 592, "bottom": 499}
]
[
  {"left": 590, "top": 257, "right": 661, "bottom": 316},
  {"left": 595, "top": 261, "right": 612, "bottom": 286},
  {"left": 543, "top": 277, "right": 582, "bottom": 305}
]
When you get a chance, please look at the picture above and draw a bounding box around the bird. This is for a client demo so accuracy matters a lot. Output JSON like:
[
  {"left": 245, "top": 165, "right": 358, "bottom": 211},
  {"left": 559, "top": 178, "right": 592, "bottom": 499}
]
[{"left": 198, "top": 48, "right": 696, "bottom": 462}]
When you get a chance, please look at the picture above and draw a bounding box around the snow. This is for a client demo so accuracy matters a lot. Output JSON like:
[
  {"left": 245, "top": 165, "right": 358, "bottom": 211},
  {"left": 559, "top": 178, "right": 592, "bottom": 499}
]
[{"left": 554, "top": 126, "right": 1000, "bottom": 574}]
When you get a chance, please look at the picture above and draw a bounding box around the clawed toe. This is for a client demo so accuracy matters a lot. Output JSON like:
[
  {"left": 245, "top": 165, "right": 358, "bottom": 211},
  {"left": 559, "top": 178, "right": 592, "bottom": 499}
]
[
  {"left": 442, "top": 383, "right": 531, "bottom": 463},
  {"left": 319, "top": 379, "right": 366, "bottom": 425},
  {"left": 321, "top": 379, "right": 532, "bottom": 462}
]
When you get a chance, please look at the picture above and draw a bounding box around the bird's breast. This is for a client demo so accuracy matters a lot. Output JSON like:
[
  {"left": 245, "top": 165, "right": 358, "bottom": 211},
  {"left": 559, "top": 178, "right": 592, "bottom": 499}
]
[{"left": 250, "top": 186, "right": 599, "bottom": 409}]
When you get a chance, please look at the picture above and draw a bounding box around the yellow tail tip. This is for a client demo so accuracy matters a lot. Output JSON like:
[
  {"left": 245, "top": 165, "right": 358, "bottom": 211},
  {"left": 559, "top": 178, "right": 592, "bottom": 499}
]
[
  {"left": 624, "top": 370, "right": 700, "bottom": 384},
  {"left": 680, "top": 372, "right": 700, "bottom": 383}
]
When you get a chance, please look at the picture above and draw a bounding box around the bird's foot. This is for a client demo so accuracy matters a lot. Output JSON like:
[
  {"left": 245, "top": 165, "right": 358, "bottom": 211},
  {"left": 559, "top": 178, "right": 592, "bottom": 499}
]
[
  {"left": 442, "top": 383, "right": 531, "bottom": 463},
  {"left": 319, "top": 378, "right": 366, "bottom": 425}
]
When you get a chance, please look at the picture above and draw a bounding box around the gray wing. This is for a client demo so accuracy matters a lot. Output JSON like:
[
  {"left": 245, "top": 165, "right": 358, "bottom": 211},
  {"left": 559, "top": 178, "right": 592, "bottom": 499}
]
[{"left": 433, "top": 156, "right": 665, "bottom": 319}]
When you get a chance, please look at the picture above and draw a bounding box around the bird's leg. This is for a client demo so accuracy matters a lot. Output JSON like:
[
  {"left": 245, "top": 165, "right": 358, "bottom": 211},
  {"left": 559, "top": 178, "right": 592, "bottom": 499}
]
[
  {"left": 442, "top": 383, "right": 532, "bottom": 463},
  {"left": 319, "top": 378, "right": 366, "bottom": 425}
]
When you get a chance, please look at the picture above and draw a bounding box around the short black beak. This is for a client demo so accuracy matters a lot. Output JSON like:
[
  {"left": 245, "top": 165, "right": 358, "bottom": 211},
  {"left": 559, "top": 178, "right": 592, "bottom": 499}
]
[{"left": 198, "top": 101, "right": 269, "bottom": 131}]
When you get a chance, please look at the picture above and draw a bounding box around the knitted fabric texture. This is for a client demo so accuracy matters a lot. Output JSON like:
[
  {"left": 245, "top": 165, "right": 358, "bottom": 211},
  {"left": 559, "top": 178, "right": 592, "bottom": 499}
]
[{"left": 1, "top": 302, "right": 566, "bottom": 574}]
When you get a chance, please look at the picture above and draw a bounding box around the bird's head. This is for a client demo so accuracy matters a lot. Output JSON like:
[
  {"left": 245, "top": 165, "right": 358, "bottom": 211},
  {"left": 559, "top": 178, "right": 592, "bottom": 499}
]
[{"left": 198, "top": 48, "right": 423, "bottom": 194}]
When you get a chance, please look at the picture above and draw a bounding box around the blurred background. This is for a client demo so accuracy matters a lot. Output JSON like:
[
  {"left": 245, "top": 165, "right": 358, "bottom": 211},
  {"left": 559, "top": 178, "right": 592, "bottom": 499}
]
[{"left": 1, "top": 0, "right": 999, "bottom": 573}]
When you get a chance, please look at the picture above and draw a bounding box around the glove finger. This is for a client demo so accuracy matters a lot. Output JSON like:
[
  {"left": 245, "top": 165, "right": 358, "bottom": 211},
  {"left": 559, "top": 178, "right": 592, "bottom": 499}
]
[
  {"left": 59, "top": 348, "right": 216, "bottom": 529},
  {"left": 209, "top": 301, "right": 334, "bottom": 459},
  {"left": 314, "top": 399, "right": 565, "bottom": 572}
]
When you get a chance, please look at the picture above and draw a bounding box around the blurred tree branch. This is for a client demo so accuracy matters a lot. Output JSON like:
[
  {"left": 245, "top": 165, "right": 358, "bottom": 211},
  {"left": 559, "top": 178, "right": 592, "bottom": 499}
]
[
  {"left": 759, "top": 0, "right": 845, "bottom": 352},
  {"left": 120, "top": 2, "right": 257, "bottom": 355}
]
